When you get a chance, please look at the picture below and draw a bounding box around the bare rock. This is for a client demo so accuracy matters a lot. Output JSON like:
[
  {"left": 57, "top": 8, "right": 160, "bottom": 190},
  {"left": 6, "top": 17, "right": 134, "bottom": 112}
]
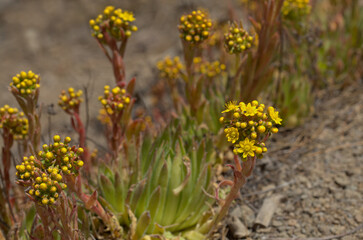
[
  {"left": 354, "top": 208, "right": 363, "bottom": 223},
  {"left": 241, "top": 204, "right": 255, "bottom": 227},
  {"left": 230, "top": 205, "right": 242, "bottom": 219},
  {"left": 271, "top": 220, "right": 283, "bottom": 227},
  {"left": 254, "top": 194, "right": 283, "bottom": 228},
  {"left": 227, "top": 216, "right": 250, "bottom": 238},
  {"left": 330, "top": 225, "right": 345, "bottom": 235},
  {"left": 334, "top": 174, "right": 349, "bottom": 188},
  {"left": 317, "top": 224, "right": 331, "bottom": 235}
]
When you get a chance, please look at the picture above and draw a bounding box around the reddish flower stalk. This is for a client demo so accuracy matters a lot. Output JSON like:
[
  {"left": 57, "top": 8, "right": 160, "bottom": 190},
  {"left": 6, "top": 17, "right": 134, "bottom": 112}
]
[
  {"left": 70, "top": 111, "right": 90, "bottom": 173},
  {"left": 65, "top": 175, "right": 121, "bottom": 237},
  {"left": 59, "top": 88, "right": 91, "bottom": 173},
  {"left": 1, "top": 128, "right": 13, "bottom": 198},
  {"left": 9, "top": 71, "right": 41, "bottom": 154},
  {"left": 94, "top": 32, "right": 127, "bottom": 84},
  {"left": 91, "top": 7, "right": 137, "bottom": 85},
  {"left": 0, "top": 128, "right": 17, "bottom": 230},
  {"left": 35, "top": 204, "right": 54, "bottom": 239},
  {"left": 207, "top": 155, "right": 256, "bottom": 237}
]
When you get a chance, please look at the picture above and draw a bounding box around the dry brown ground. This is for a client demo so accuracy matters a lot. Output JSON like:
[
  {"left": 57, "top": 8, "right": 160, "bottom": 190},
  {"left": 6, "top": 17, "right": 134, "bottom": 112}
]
[
  {"left": 0, "top": 1, "right": 362, "bottom": 239},
  {"left": 233, "top": 86, "right": 363, "bottom": 239}
]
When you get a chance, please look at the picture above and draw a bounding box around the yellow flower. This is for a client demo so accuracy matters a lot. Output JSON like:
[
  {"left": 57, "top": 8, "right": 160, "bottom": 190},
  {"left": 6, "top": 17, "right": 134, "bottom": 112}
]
[
  {"left": 197, "top": 60, "right": 226, "bottom": 78},
  {"left": 222, "top": 101, "right": 239, "bottom": 113},
  {"left": 268, "top": 107, "right": 282, "bottom": 125},
  {"left": 178, "top": 10, "right": 212, "bottom": 44},
  {"left": 225, "top": 127, "right": 239, "bottom": 143},
  {"left": 242, "top": 103, "right": 258, "bottom": 116},
  {"left": 235, "top": 138, "right": 256, "bottom": 158},
  {"left": 90, "top": 6, "right": 137, "bottom": 41},
  {"left": 224, "top": 23, "right": 254, "bottom": 54},
  {"left": 10, "top": 70, "right": 39, "bottom": 95},
  {"left": 157, "top": 56, "right": 184, "bottom": 80},
  {"left": 119, "top": 11, "right": 135, "bottom": 22},
  {"left": 282, "top": 0, "right": 311, "bottom": 18}
]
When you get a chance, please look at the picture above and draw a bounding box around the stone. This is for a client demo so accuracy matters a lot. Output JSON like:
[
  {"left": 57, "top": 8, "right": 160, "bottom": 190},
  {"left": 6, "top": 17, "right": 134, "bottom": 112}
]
[
  {"left": 241, "top": 204, "right": 255, "bottom": 227},
  {"left": 272, "top": 220, "right": 283, "bottom": 227},
  {"left": 334, "top": 174, "right": 349, "bottom": 188},
  {"left": 254, "top": 194, "right": 282, "bottom": 228},
  {"left": 354, "top": 210, "right": 363, "bottom": 223},
  {"left": 227, "top": 216, "right": 250, "bottom": 238},
  {"left": 330, "top": 225, "right": 345, "bottom": 235}
]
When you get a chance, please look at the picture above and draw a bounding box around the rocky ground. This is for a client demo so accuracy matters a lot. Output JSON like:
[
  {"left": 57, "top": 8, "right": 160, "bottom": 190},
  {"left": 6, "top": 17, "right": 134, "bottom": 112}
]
[
  {"left": 0, "top": 1, "right": 362, "bottom": 239},
  {"left": 225, "top": 86, "right": 363, "bottom": 239}
]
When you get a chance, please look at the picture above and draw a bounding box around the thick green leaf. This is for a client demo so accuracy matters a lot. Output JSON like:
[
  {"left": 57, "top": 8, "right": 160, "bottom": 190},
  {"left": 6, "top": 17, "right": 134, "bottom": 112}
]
[
  {"left": 132, "top": 211, "right": 151, "bottom": 240},
  {"left": 100, "top": 174, "right": 116, "bottom": 209}
]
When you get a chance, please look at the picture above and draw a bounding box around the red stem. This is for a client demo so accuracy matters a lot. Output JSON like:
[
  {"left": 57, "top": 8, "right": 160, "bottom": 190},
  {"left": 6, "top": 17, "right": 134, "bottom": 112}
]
[
  {"left": 67, "top": 175, "right": 110, "bottom": 225},
  {"left": 72, "top": 112, "right": 91, "bottom": 174},
  {"left": 1, "top": 128, "right": 13, "bottom": 197},
  {"left": 207, "top": 155, "right": 256, "bottom": 236}
]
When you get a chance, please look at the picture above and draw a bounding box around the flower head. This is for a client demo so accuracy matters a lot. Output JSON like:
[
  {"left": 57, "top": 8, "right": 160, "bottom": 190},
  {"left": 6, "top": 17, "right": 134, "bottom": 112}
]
[
  {"left": 196, "top": 60, "right": 226, "bottom": 78},
  {"left": 98, "top": 85, "right": 131, "bottom": 116},
  {"left": 282, "top": 0, "right": 311, "bottom": 19},
  {"left": 222, "top": 101, "right": 239, "bottom": 113},
  {"left": 242, "top": 103, "right": 258, "bottom": 116},
  {"left": 98, "top": 108, "right": 112, "bottom": 126},
  {"left": 27, "top": 168, "right": 66, "bottom": 205},
  {"left": 16, "top": 135, "right": 84, "bottom": 205},
  {"left": 224, "top": 127, "right": 239, "bottom": 143},
  {"left": 0, "top": 105, "right": 28, "bottom": 140},
  {"left": 58, "top": 88, "right": 83, "bottom": 113},
  {"left": 178, "top": 10, "right": 212, "bottom": 45},
  {"left": 235, "top": 138, "right": 256, "bottom": 158},
  {"left": 38, "top": 135, "right": 84, "bottom": 175},
  {"left": 224, "top": 23, "right": 254, "bottom": 54},
  {"left": 221, "top": 100, "right": 282, "bottom": 159},
  {"left": 157, "top": 56, "right": 184, "bottom": 80},
  {"left": 268, "top": 107, "right": 282, "bottom": 125},
  {"left": 10, "top": 70, "right": 40, "bottom": 96},
  {"left": 89, "top": 6, "right": 138, "bottom": 41}
]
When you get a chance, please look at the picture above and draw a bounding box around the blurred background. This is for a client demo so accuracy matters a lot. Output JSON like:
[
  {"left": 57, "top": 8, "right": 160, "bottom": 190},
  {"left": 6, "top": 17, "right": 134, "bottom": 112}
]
[{"left": 0, "top": 0, "right": 232, "bottom": 143}]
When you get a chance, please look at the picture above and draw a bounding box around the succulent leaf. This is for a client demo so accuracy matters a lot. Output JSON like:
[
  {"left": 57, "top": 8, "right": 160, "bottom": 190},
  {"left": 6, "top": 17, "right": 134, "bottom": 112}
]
[{"left": 132, "top": 211, "right": 151, "bottom": 240}]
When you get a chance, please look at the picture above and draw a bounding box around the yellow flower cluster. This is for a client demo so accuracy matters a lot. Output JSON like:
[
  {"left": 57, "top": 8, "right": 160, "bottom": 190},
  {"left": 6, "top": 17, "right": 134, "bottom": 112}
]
[
  {"left": 282, "top": 0, "right": 311, "bottom": 18},
  {"left": 38, "top": 135, "right": 84, "bottom": 175},
  {"left": 157, "top": 56, "right": 184, "bottom": 80},
  {"left": 193, "top": 57, "right": 226, "bottom": 78},
  {"left": 16, "top": 135, "right": 83, "bottom": 205},
  {"left": 0, "top": 105, "right": 28, "bottom": 140},
  {"left": 98, "top": 85, "right": 130, "bottom": 116},
  {"left": 9, "top": 70, "right": 40, "bottom": 95},
  {"left": 240, "top": 0, "right": 258, "bottom": 11},
  {"left": 58, "top": 88, "right": 83, "bottom": 112},
  {"left": 28, "top": 168, "right": 67, "bottom": 205},
  {"left": 15, "top": 156, "right": 36, "bottom": 180},
  {"left": 197, "top": 60, "right": 226, "bottom": 78},
  {"left": 178, "top": 10, "right": 212, "bottom": 44},
  {"left": 89, "top": 6, "right": 138, "bottom": 41},
  {"left": 206, "top": 31, "right": 219, "bottom": 46},
  {"left": 98, "top": 108, "right": 112, "bottom": 126},
  {"left": 224, "top": 24, "right": 254, "bottom": 54},
  {"left": 220, "top": 100, "right": 282, "bottom": 159}
]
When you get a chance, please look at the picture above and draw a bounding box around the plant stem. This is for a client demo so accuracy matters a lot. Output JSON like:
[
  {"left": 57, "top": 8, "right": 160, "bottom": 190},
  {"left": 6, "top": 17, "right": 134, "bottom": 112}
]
[
  {"left": 72, "top": 112, "right": 90, "bottom": 173},
  {"left": 207, "top": 155, "right": 256, "bottom": 237},
  {"left": 35, "top": 204, "right": 53, "bottom": 239},
  {"left": 1, "top": 128, "right": 13, "bottom": 198}
]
